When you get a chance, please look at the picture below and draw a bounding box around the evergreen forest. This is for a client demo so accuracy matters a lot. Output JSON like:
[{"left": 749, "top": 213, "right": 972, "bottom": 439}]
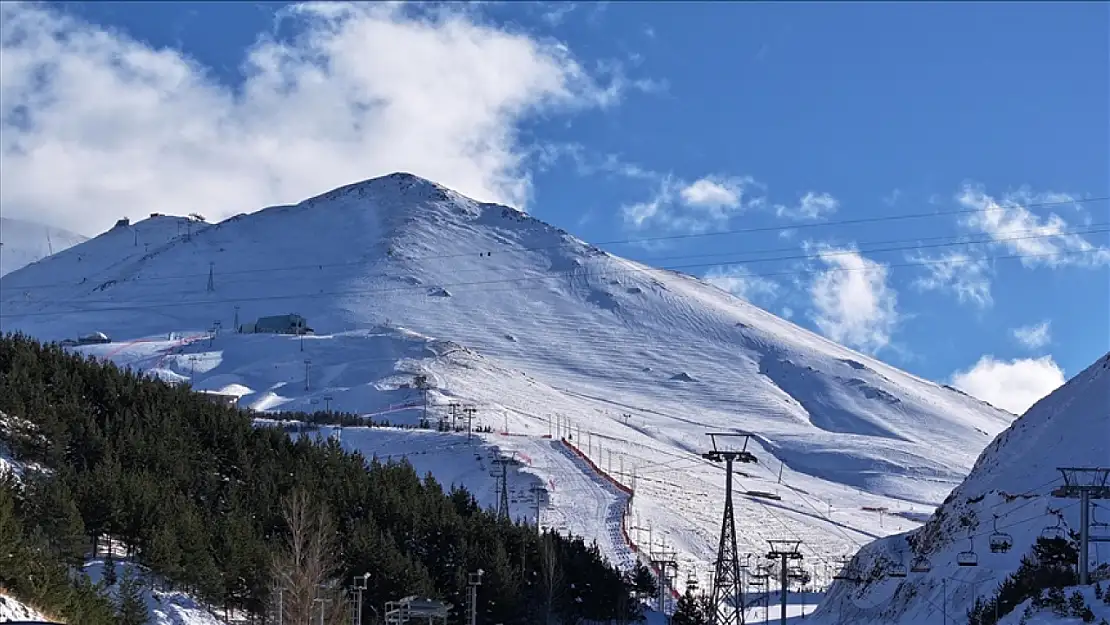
[{"left": 0, "top": 333, "right": 645, "bottom": 624}]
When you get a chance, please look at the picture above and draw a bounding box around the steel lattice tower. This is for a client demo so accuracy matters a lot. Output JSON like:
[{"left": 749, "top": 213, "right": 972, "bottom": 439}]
[
  {"left": 491, "top": 454, "right": 515, "bottom": 521},
  {"left": 703, "top": 433, "right": 758, "bottom": 625}
]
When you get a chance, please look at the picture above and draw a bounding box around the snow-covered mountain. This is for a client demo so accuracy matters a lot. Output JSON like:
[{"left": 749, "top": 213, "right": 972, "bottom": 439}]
[
  {"left": 0, "top": 172, "right": 1016, "bottom": 597},
  {"left": 813, "top": 352, "right": 1110, "bottom": 624},
  {"left": 0, "top": 216, "right": 88, "bottom": 276}
]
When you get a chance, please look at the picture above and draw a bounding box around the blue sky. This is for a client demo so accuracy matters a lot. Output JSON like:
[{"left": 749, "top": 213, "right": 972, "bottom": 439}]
[{"left": 2, "top": 1, "right": 1107, "bottom": 412}]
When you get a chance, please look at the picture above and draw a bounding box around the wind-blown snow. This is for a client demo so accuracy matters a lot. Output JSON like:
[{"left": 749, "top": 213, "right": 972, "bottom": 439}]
[
  {"left": 0, "top": 217, "right": 88, "bottom": 276},
  {"left": 813, "top": 352, "right": 1110, "bottom": 625},
  {"left": 0, "top": 172, "right": 1018, "bottom": 606}
]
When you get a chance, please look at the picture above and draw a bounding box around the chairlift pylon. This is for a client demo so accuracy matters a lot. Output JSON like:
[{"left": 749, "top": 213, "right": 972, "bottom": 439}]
[
  {"left": 989, "top": 513, "right": 1014, "bottom": 553},
  {"left": 956, "top": 533, "right": 978, "bottom": 567}
]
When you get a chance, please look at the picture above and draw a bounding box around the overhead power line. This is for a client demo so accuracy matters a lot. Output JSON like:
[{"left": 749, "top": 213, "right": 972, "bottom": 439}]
[{"left": 1, "top": 228, "right": 1104, "bottom": 319}]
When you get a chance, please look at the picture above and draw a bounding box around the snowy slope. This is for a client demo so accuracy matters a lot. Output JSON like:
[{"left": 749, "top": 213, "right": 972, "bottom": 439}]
[
  {"left": 85, "top": 558, "right": 227, "bottom": 625},
  {"left": 0, "top": 172, "right": 1016, "bottom": 599},
  {"left": 0, "top": 217, "right": 88, "bottom": 276},
  {"left": 0, "top": 592, "right": 49, "bottom": 622},
  {"left": 812, "top": 352, "right": 1110, "bottom": 625}
]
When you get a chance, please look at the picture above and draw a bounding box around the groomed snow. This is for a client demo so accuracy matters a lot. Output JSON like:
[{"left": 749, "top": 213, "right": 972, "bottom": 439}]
[{"left": 1, "top": 172, "right": 1020, "bottom": 609}]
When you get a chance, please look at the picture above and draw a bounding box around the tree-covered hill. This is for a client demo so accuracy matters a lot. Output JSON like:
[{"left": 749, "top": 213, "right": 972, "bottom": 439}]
[{"left": 0, "top": 333, "right": 642, "bottom": 624}]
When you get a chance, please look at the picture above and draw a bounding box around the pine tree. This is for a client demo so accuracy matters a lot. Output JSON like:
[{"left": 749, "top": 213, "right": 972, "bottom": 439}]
[
  {"left": 116, "top": 567, "right": 149, "bottom": 625},
  {"left": 1047, "top": 586, "right": 1068, "bottom": 616},
  {"left": 103, "top": 549, "right": 119, "bottom": 588},
  {"left": 630, "top": 560, "right": 658, "bottom": 599},
  {"left": 672, "top": 588, "right": 710, "bottom": 625}
]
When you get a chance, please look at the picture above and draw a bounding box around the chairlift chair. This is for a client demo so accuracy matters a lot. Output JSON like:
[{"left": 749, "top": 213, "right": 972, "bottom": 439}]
[
  {"left": 1041, "top": 517, "right": 1067, "bottom": 541},
  {"left": 956, "top": 535, "right": 979, "bottom": 567},
  {"left": 887, "top": 563, "right": 908, "bottom": 578},
  {"left": 909, "top": 555, "right": 932, "bottom": 574},
  {"left": 989, "top": 514, "right": 1014, "bottom": 553}
]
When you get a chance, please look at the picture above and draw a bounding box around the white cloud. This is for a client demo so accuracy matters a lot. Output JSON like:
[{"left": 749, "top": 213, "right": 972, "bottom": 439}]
[
  {"left": 1012, "top": 321, "right": 1052, "bottom": 350},
  {"left": 908, "top": 250, "right": 993, "bottom": 308},
  {"left": 956, "top": 184, "right": 1110, "bottom": 268},
  {"left": 950, "top": 355, "right": 1065, "bottom": 414},
  {"left": 703, "top": 265, "right": 779, "bottom": 302},
  {"left": 807, "top": 245, "right": 899, "bottom": 354},
  {"left": 680, "top": 178, "right": 742, "bottom": 209},
  {"left": 775, "top": 191, "right": 839, "bottom": 221},
  {"left": 622, "top": 174, "right": 760, "bottom": 234},
  {"left": 0, "top": 2, "right": 641, "bottom": 235}
]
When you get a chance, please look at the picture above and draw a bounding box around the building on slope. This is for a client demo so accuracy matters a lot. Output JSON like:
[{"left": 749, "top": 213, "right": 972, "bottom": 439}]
[
  {"left": 238, "top": 313, "right": 313, "bottom": 335},
  {"left": 811, "top": 352, "right": 1110, "bottom": 625}
]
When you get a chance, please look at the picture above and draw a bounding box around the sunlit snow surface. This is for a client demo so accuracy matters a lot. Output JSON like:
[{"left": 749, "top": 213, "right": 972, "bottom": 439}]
[
  {"left": 814, "top": 353, "right": 1109, "bottom": 625},
  {"left": 1, "top": 173, "right": 1020, "bottom": 609}
]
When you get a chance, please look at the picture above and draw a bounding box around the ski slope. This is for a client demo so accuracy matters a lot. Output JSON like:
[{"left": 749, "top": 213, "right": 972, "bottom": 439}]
[
  {"left": 0, "top": 217, "right": 87, "bottom": 276},
  {"left": 813, "top": 352, "right": 1110, "bottom": 625},
  {"left": 0, "top": 172, "right": 1017, "bottom": 598}
]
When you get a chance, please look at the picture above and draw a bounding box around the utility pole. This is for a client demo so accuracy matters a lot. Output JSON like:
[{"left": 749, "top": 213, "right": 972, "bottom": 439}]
[
  {"left": 464, "top": 405, "right": 477, "bottom": 442},
  {"left": 766, "top": 540, "right": 803, "bottom": 625},
  {"left": 467, "top": 569, "right": 484, "bottom": 625},
  {"left": 304, "top": 359, "right": 312, "bottom": 391},
  {"left": 207, "top": 261, "right": 215, "bottom": 292},
  {"left": 703, "top": 432, "right": 758, "bottom": 625},
  {"left": 1052, "top": 467, "right": 1110, "bottom": 584}
]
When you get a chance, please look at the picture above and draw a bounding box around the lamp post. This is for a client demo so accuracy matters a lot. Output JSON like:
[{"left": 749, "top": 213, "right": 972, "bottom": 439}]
[{"left": 353, "top": 572, "right": 370, "bottom": 625}]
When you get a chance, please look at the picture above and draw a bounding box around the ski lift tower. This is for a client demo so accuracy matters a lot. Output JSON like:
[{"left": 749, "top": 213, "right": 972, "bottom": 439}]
[
  {"left": 766, "top": 539, "right": 803, "bottom": 625},
  {"left": 702, "top": 432, "right": 758, "bottom": 625},
  {"left": 1052, "top": 466, "right": 1110, "bottom": 584}
]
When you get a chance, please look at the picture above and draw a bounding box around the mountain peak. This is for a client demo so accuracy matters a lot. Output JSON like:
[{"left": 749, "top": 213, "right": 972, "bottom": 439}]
[{"left": 302, "top": 172, "right": 457, "bottom": 208}]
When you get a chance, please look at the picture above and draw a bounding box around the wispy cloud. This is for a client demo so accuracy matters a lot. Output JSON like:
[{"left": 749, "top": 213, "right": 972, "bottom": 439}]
[
  {"left": 0, "top": 2, "right": 650, "bottom": 235},
  {"left": 703, "top": 265, "right": 779, "bottom": 303},
  {"left": 622, "top": 175, "right": 762, "bottom": 234},
  {"left": 907, "top": 249, "right": 993, "bottom": 308},
  {"left": 807, "top": 244, "right": 899, "bottom": 354},
  {"left": 956, "top": 184, "right": 1110, "bottom": 268},
  {"left": 950, "top": 355, "right": 1065, "bottom": 414},
  {"left": 774, "top": 191, "right": 839, "bottom": 221},
  {"left": 1012, "top": 321, "right": 1052, "bottom": 350}
]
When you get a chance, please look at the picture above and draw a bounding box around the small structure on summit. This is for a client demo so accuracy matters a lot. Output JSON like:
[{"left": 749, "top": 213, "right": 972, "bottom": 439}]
[{"left": 238, "top": 313, "right": 313, "bottom": 335}]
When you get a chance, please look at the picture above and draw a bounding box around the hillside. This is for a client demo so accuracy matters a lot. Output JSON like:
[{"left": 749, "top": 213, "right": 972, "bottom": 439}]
[
  {"left": 0, "top": 217, "right": 88, "bottom": 276},
  {"left": 0, "top": 172, "right": 1017, "bottom": 592},
  {"left": 812, "top": 352, "right": 1110, "bottom": 625},
  {"left": 0, "top": 334, "right": 637, "bottom": 624}
]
